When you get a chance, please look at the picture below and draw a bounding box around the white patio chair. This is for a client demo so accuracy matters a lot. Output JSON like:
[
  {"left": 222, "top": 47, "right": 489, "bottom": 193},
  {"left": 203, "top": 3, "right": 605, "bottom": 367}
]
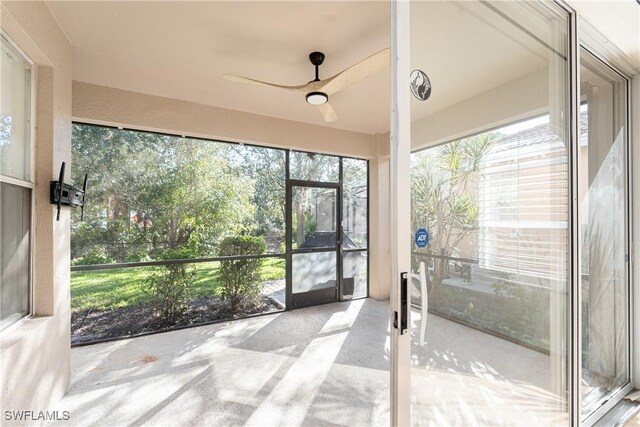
[{"left": 410, "top": 261, "right": 428, "bottom": 347}]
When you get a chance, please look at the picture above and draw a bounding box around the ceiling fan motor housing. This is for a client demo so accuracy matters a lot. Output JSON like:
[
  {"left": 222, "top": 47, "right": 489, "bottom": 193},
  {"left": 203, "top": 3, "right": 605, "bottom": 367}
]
[{"left": 309, "top": 51, "right": 325, "bottom": 66}]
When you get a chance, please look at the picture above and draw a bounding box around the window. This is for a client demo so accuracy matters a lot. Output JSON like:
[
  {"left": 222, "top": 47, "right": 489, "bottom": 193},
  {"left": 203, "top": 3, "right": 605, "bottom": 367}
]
[
  {"left": 579, "top": 48, "right": 631, "bottom": 421},
  {"left": 0, "top": 33, "right": 33, "bottom": 332}
]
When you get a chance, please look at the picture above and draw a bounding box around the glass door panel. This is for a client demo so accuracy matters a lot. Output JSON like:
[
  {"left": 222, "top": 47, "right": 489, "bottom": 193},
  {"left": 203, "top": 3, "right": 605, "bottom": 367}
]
[
  {"left": 408, "top": 1, "right": 571, "bottom": 425},
  {"left": 342, "top": 251, "right": 367, "bottom": 299},
  {"left": 292, "top": 252, "right": 336, "bottom": 293},
  {"left": 579, "top": 48, "right": 630, "bottom": 421}
]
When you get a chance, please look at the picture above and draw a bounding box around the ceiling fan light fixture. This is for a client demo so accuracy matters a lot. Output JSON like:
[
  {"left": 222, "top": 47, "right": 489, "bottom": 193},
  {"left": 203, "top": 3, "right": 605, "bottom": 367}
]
[{"left": 306, "top": 91, "right": 328, "bottom": 105}]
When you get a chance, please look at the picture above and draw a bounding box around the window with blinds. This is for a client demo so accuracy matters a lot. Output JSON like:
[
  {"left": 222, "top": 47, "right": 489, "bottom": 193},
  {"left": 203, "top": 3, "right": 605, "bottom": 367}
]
[{"left": 478, "top": 114, "right": 570, "bottom": 290}]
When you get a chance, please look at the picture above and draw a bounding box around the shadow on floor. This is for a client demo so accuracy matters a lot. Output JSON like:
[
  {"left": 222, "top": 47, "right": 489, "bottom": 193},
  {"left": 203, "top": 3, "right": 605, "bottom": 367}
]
[{"left": 59, "top": 298, "right": 562, "bottom": 427}]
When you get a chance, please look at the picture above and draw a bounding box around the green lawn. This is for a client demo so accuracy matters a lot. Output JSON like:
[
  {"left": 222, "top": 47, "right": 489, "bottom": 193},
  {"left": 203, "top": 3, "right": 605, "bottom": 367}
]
[{"left": 71, "top": 258, "right": 285, "bottom": 312}]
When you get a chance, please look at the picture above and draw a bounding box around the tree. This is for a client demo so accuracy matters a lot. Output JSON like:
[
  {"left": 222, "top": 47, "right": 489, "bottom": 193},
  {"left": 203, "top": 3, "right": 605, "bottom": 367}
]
[
  {"left": 70, "top": 124, "right": 159, "bottom": 261},
  {"left": 226, "top": 145, "right": 286, "bottom": 252},
  {"left": 411, "top": 133, "right": 495, "bottom": 304},
  {"left": 70, "top": 124, "right": 255, "bottom": 263},
  {"left": 130, "top": 140, "right": 254, "bottom": 256}
]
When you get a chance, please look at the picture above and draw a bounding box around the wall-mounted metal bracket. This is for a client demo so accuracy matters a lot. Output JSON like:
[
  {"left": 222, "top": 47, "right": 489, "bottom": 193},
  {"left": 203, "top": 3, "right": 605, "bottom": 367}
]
[{"left": 50, "top": 162, "right": 88, "bottom": 221}]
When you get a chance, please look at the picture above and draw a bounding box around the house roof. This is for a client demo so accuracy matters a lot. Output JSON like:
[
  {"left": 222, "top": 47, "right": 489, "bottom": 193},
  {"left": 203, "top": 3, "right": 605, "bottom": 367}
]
[{"left": 489, "top": 110, "right": 588, "bottom": 157}]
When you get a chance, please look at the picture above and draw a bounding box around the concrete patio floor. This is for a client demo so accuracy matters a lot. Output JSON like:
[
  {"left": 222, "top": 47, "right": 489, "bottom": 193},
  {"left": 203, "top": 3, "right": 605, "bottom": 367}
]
[{"left": 57, "top": 298, "right": 559, "bottom": 426}]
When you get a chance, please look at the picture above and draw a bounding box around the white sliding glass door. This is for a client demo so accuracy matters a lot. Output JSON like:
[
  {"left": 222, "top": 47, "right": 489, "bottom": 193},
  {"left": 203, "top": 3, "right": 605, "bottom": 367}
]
[{"left": 390, "top": 0, "right": 578, "bottom": 425}]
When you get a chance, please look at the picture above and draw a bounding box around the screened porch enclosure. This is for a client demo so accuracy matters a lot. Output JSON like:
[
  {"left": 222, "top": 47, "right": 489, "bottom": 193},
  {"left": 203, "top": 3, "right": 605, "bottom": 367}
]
[{"left": 69, "top": 124, "right": 369, "bottom": 344}]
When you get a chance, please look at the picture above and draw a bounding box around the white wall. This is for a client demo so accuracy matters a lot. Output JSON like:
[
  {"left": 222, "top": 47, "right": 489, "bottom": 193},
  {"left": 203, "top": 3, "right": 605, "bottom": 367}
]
[
  {"left": 73, "top": 82, "right": 377, "bottom": 160},
  {"left": 0, "top": 1, "right": 72, "bottom": 412},
  {"left": 411, "top": 67, "right": 548, "bottom": 150}
]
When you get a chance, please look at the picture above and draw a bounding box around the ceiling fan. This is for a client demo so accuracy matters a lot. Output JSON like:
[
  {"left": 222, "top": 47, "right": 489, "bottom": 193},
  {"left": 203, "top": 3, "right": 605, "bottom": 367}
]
[{"left": 223, "top": 48, "right": 390, "bottom": 123}]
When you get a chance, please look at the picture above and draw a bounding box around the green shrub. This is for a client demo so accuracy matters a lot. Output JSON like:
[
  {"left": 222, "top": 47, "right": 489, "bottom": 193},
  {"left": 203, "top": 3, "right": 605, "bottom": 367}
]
[
  {"left": 125, "top": 249, "right": 152, "bottom": 263},
  {"left": 304, "top": 216, "right": 317, "bottom": 240},
  {"left": 144, "top": 261, "right": 195, "bottom": 325},
  {"left": 71, "top": 247, "right": 115, "bottom": 266},
  {"left": 218, "top": 236, "right": 266, "bottom": 313}
]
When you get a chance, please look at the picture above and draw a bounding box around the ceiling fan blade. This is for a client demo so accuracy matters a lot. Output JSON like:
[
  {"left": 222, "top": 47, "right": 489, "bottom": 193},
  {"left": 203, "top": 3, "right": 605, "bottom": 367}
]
[
  {"left": 319, "top": 48, "right": 390, "bottom": 96},
  {"left": 223, "top": 74, "right": 310, "bottom": 93},
  {"left": 317, "top": 102, "right": 338, "bottom": 123}
]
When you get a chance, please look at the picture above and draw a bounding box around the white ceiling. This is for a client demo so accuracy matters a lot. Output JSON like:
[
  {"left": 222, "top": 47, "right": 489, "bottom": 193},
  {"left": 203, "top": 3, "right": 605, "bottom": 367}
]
[
  {"left": 46, "top": 1, "right": 571, "bottom": 135},
  {"left": 571, "top": 0, "right": 640, "bottom": 66},
  {"left": 46, "top": 1, "right": 391, "bottom": 134}
]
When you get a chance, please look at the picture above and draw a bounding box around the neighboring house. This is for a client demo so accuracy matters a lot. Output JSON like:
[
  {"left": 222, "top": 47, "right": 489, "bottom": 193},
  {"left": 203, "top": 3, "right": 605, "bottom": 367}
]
[{"left": 475, "top": 114, "right": 588, "bottom": 291}]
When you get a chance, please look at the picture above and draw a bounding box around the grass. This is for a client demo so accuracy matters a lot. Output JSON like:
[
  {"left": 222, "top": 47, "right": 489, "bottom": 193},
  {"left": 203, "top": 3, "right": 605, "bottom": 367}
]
[{"left": 71, "top": 258, "right": 285, "bottom": 312}]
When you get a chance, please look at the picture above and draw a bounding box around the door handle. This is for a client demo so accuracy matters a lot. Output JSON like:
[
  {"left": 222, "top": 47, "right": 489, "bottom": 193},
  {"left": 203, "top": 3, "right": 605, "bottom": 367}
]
[{"left": 394, "top": 272, "right": 408, "bottom": 335}]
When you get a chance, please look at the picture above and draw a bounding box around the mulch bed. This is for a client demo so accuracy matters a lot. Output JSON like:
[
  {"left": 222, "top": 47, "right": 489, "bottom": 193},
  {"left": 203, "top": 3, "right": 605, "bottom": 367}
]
[{"left": 71, "top": 296, "right": 280, "bottom": 345}]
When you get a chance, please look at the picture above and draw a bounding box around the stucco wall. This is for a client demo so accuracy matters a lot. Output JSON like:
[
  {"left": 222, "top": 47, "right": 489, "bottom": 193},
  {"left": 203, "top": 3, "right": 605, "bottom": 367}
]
[
  {"left": 0, "top": 0, "right": 72, "bottom": 413},
  {"left": 72, "top": 81, "right": 377, "bottom": 159}
]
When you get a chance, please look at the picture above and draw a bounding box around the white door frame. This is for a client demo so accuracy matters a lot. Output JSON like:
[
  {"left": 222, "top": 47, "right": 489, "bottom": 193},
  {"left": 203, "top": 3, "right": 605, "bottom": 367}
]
[{"left": 389, "top": 1, "right": 411, "bottom": 426}]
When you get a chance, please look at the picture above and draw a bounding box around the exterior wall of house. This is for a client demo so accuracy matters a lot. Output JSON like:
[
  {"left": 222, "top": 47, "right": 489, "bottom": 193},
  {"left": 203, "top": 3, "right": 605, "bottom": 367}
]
[{"left": 0, "top": 1, "right": 72, "bottom": 413}]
